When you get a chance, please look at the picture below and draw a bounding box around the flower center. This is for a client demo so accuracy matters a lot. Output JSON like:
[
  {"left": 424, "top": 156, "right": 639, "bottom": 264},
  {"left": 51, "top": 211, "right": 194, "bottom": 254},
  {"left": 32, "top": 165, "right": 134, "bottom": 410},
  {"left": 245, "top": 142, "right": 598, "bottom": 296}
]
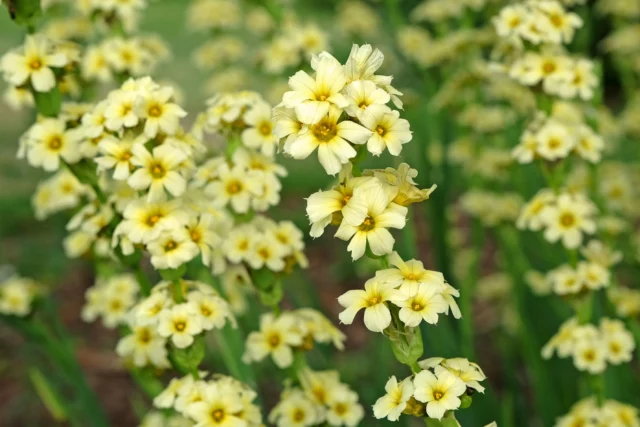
[
  {"left": 359, "top": 216, "right": 375, "bottom": 232},
  {"left": 412, "top": 302, "right": 424, "bottom": 311},
  {"left": 137, "top": 328, "right": 152, "bottom": 343},
  {"left": 148, "top": 104, "right": 163, "bottom": 118},
  {"left": 150, "top": 162, "right": 166, "bottom": 178},
  {"left": 164, "top": 240, "right": 178, "bottom": 251},
  {"left": 547, "top": 137, "right": 561, "bottom": 149},
  {"left": 146, "top": 214, "right": 162, "bottom": 226},
  {"left": 316, "top": 94, "right": 328, "bottom": 102},
  {"left": 29, "top": 58, "right": 43, "bottom": 70},
  {"left": 312, "top": 122, "right": 337, "bottom": 142},
  {"left": 549, "top": 14, "right": 563, "bottom": 28},
  {"left": 268, "top": 333, "right": 281, "bottom": 347},
  {"left": 367, "top": 295, "right": 382, "bottom": 307},
  {"left": 334, "top": 403, "right": 347, "bottom": 415},
  {"left": 190, "top": 230, "right": 201, "bottom": 242},
  {"left": 200, "top": 305, "right": 212, "bottom": 317},
  {"left": 508, "top": 16, "right": 521, "bottom": 28},
  {"left": 542, "top": 61, "right": 557, "bottom": 75},
  {"left": 48, "top": 136, "right": 62, "bottom": 150},
  {"left": 258, "top": 248, "right": 270, "bottom": 259},
  {"left": 433, "top": 390, "right": 444, "bottom": 401},
  {"left": 376, "top": 125, "right": 386, "bottom": 136},
  {"left": 559, "top": 212, "right": 576, "bottom": 228},
  {"left": 293, "top": 409, "right": 305, "bottom": 422},
  {"left": 226, "top": 180, "right": 243, "bottom": 194},
  {"left": 211, "top": 409, "right": 225, "bottom": 422},
  {"left": 259, "top": 121, "right": 272, "bottom": 136},
  {"left": 174, "top": 320, "right": 186, "bottom": 332}
]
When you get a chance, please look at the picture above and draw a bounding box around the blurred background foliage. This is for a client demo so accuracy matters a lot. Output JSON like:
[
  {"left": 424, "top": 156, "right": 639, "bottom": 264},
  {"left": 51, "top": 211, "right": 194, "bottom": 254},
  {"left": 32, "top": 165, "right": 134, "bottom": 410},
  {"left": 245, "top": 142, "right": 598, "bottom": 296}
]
[{"left": 1, "top": 0, "right": 640, "bottom": 426}]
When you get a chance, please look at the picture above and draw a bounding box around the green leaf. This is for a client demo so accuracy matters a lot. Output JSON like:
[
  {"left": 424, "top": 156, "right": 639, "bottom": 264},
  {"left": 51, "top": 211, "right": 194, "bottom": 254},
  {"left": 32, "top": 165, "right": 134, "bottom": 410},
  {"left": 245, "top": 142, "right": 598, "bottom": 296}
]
[
  {"left": 169, "top": 336, "right": 205, "bottom": 375},
  {"left": 28, "top": 368, "right": 67, "bottom": 421},
  {"left": 251, "top": 267, "right": 277, "bottom": 291},
  {"left": 33, "top": 85, "right": 62, "bottom": 117},
  {"left": 387, "top": 320, "right": 424, "bottom": 367},
  {"left": 4, "top": 0, "right": 42, "bottom": 25}
]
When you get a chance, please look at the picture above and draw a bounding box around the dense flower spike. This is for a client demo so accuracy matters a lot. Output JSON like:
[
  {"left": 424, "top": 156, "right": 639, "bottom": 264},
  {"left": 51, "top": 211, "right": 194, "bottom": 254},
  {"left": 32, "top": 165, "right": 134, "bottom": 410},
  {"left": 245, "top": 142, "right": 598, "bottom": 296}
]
[
  {"left": 276, "top": 44, "right": 485, "bottom": 424},
  {"left": 3, "top": 0, "right": 639, "bottom": 425}
]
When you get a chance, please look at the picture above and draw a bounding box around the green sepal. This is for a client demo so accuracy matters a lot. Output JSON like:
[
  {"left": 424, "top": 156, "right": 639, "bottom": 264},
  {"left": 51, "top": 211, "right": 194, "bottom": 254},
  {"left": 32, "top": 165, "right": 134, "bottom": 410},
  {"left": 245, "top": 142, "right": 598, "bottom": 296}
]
[
  {"left": 168, "top": 335, "right": 205, "bottom": 375},
  {"left": 386, "top": 305, "right": 424, "bottom": 367},
  {"left": 159, "top": 265, "right": 187, "bottom": 282},
  {"left": 460, "top": 394, "right": 472, "bottom": 409}
]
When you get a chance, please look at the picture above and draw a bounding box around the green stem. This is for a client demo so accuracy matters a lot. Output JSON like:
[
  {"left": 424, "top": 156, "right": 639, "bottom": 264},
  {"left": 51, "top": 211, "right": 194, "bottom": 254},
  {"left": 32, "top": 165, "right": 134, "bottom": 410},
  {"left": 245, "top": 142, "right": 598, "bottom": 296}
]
[
  {"left": 460, "top": 220, "right": 483, "bottom": 360},
  {"left": 133, "top": 264, "right": 152, "bottom": 296},
  {"left": 496, "top": 227, "right": 561, "bottom": 424}
]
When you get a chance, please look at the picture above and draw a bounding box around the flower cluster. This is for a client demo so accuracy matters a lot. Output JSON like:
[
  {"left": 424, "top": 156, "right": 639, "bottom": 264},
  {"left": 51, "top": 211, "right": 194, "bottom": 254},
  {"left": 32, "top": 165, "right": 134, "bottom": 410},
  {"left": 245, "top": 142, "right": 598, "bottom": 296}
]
[
  {"left": 494, "top": 2, "right": 583, "bottom": 45},
  {"left": 374, "top": 357, "right": 486, "bottom": 421},
  {"left": 0, "top": 274, "right": 41, "bottom": 317},
  {"left": 153, "top": 373, "right": 262, "bottom": 427},
  {"left": 82, "top": 35, "right": 171, "bottom": 83},
  {"left": 517, "top": 190, "right": 597, "bottom": 249},
  {"left": 82, "top": 273, "right": 139, "bottom": 329},
  {"left": 116, "top": 280, "right": 234, "bottom": 367},
  {"left": 546, "top": 261, "right": 610, "bottom": 296},
  {"left": 244, "top": 309, "right": 345, "bottom": 368},
  {"left": 275, "top": 45, "right": 487, "bottom": 425},
  {"left": 543, "top": 318, "right": 635, "bottom": 374},
  {"left": 512, "top": 105, "right": 605, "bottom": 164},
  {"left": 494, "top": 1, "right": 599, "bottom": 101},
  {"left": 555, "top": 397, "right": 639, "bottom": 427},
  {"left": 306, "top": 162, "right": 433, "bottom": 260},
  {"left": 337, "top": 252, "right": 460, "bottom": 332},
  {"left": 269, "top": 368, "right": 364, "bottom": 427},
  {"left": 274, "top": 44, "right": 406, "bottom": 175}
]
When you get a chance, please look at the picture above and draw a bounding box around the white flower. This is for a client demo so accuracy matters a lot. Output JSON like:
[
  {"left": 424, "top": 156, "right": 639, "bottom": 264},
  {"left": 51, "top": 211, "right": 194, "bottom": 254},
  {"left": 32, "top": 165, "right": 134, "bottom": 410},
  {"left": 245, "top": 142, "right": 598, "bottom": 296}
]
[
  {"left": 186, "top": 383, "right": 247, "bottom": 427},
  {"left": 391, "top": 283, "right": 448, "bottom": 327},
  {"left": 343, "top": 80, "right": 390, "bottom": 118},
  {"left": 157, "top": 303, "right": 203, "bottom": 349},
  {"left": 205, "top": 164, "right": 262, "bottom": 214},
  {"left": 244, "top": 313, "right": 303, "bottom": 368},
  {"left": 325, "top": 387, "right": 364, "bottom": 427},
  {"left": 536, "top": 120, "right": 576, "bottom": 161},
  {"left": 135, "top": 87, "right": 187, "bottom": 138},
  {"left": 540, "top": 193, "right": 596, "bottom": 249},
  {"left": 116, "top": 324, "right": 169, "bottom": 368},
  {"left": 95, "top": 132, "right": 145, "bottom": 180},
  {"left": 241, "top": 100, "right": 277, "bottom": 157},
  {"left": 282, "top": 55, "right": 349, "bottom": 124},
  {"left": 128, "top": 144, "right": 188, "bottom": 202},
  {"left": 413, "top": 370, "right": 467, "bottom": 420},
  {"left": 26, "top": 119, "right": 81, "bottom": 171},
  {"left": 335, "top": 184, "right": 407, "bottom": 260},
  {"left": 147, "top": 229, "right": 200, "bottom": 270},
  {"left": 286, "top": 106, "right": 371, "bottom": 175},
  {"left": 373, "top": 376, "right": 414, "bottom": 421},
  {"left": 359, "top": 105, "right": 412, "bottom": 156},
  {"left": 337, "top": 276, "right": 397, "bottom": 332},
  {"left": 375, "top": 251, "right": 445, "bottom": 293},
  {"left": 1, "top": 35, "right": 68, "bottom": 92}
]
